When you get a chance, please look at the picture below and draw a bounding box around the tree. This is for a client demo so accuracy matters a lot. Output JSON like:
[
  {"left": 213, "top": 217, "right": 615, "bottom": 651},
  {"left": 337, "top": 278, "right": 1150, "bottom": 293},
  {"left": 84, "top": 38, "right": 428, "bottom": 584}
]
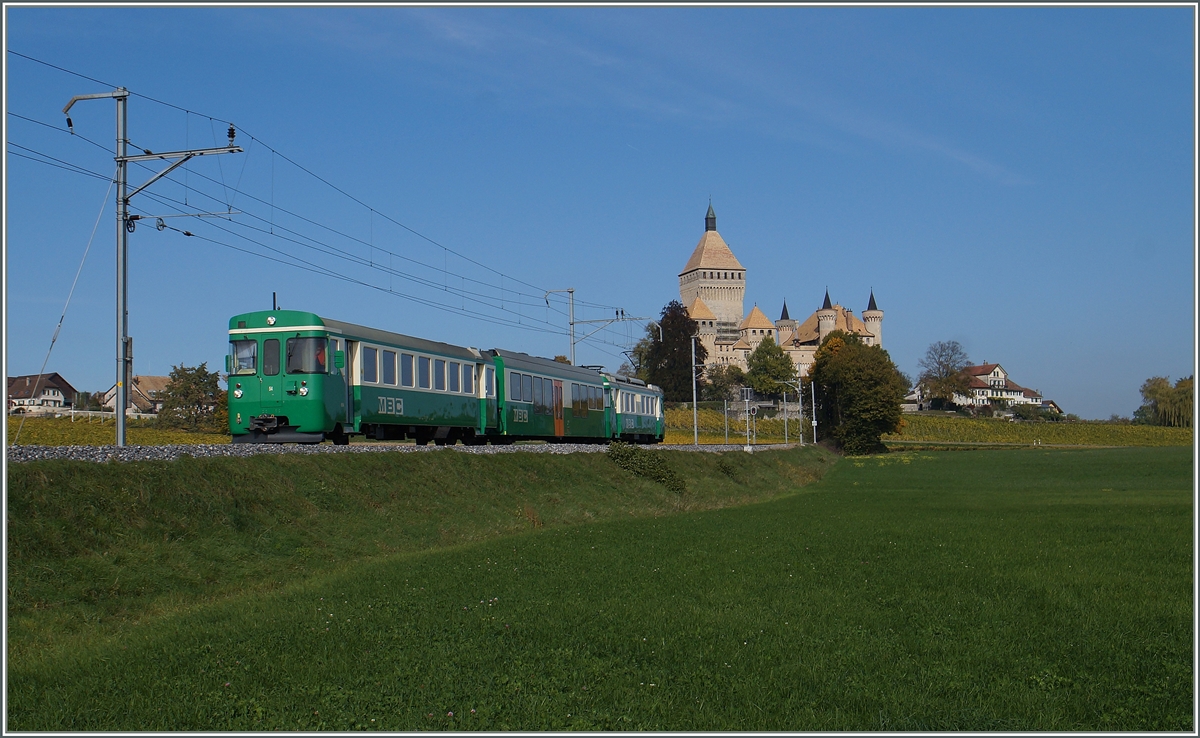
[
  {"left": 809, "top": 330, "right": 907, "bottom": 455},
  {"left": 157, "top": 363, "right": 227, "bottom": 431},
  {"left": 745, "top": 336, "right": 797, "bottom": 399},
  {"left": 917, "top": 340, "right": 972, "bottom": 409},
  {"left": 703, "top": 364, "right": 745, "bottom": 402},
  {"left": 1135, "top": 375, "right": 1193, "bottom": 427},
  {"left": 552, "top": 355, "right": 571, "bottom": 364},
  {"left": 615, "top": 362, "right": 637, "bottom": 379},
  {"left": 642, "top": 300, "right": 707, "bottom": 402}
]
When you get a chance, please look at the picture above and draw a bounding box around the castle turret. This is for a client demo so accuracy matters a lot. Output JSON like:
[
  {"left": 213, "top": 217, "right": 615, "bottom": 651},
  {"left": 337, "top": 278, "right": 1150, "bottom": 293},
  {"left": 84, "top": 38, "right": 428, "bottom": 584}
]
[
  {"left": 816, "top": 289, "right": 837, "bottom": 343},
  {"left": 862, "top": 290, "right": 883, "bottom": 348}
]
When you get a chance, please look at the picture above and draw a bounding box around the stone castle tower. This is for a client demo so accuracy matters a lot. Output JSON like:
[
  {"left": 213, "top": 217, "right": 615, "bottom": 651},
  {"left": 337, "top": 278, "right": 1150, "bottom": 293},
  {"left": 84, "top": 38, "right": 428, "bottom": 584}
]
[{"left": 678, "top": 204, "right": 745, "bottom": 344}]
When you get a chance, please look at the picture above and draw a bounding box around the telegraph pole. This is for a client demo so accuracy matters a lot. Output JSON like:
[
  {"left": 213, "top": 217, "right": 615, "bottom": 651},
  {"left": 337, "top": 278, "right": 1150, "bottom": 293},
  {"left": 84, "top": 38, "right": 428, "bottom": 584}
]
[
  {"left": 65, "top": 89, "right": 241, "bottom": 446},
  {"left": 691, "top": 335, "right": 698, "bottom": 446}
]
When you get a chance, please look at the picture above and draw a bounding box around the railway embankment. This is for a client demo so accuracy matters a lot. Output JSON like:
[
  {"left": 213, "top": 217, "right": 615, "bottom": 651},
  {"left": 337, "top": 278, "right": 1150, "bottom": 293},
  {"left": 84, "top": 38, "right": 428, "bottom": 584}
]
[{"left": 7, "top": 443, "right": 836, "bottom": 660}]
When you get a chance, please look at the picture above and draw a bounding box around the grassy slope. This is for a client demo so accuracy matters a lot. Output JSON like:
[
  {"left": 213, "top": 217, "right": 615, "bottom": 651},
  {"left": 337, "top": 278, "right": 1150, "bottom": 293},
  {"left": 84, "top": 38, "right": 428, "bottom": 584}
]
[
  {"left": 7, "top": 447, "right": 1191, "bottom": 731},
  {"left": 7, "top": 445, "right": 834, "bottom": 658}
]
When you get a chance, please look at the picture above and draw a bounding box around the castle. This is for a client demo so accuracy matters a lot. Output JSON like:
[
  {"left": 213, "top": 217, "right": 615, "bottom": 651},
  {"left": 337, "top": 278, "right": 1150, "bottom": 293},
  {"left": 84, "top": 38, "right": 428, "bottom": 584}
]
[{"left": 679, "top": 204, "right": 883, "bottom": 379}]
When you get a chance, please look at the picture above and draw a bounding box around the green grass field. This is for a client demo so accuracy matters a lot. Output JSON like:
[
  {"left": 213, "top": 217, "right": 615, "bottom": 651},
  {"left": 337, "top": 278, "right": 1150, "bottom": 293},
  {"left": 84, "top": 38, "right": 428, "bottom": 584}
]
[{"left": 7, "top": 447, "right": 1192, "bottom": 730}]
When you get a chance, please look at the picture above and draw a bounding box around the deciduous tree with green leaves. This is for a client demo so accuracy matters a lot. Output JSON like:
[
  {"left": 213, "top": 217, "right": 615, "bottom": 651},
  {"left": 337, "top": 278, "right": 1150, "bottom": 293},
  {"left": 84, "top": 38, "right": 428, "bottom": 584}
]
[
  {"left": 1135, "top": 375, "right": 1193, "bottom": 427},
  {"left": 745, "top": 336, "right": 797, "bottom": 399},
  {"left": 810, "top": 330, "right": 907, "bottom": 455},
  {"left": 702, "top": 364, "right": 746, "bottom": 402},
  {"left": 157, "top": 363, "right": 227, "bottom": 432},
  {"left": 642, "top": 300, "right": 707, "bottom": 402}
]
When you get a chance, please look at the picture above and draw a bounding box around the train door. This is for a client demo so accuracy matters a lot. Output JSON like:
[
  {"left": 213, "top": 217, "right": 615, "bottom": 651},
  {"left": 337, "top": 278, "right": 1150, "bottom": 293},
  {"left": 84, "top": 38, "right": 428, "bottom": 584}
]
[
  {"left": 327, "top": 337, "right": 349, "bottom": 429},
  {"left": 552, "top": 380, "right": 564, "bottom": 436},
  {"left": 260, "top": 337, "right": 282, "bottom": 409},
  {"left": 345, "top": 340, "right": 359, "bottom": 430}
]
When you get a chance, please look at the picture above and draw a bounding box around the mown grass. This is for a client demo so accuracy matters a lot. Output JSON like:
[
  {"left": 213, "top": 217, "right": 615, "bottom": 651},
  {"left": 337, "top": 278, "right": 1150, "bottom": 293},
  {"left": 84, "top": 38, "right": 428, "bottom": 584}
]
[
  {"left": 7, "top": 446, "right": 1191, "bottom": 731},
  {"left": 7, "top": 416, "right": 229, "bottom": 446}
]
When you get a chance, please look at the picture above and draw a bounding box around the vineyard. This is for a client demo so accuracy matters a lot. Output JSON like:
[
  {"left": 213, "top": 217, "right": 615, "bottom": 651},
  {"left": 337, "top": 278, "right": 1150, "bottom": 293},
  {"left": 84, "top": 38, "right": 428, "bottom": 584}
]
[
  {"left": 664, "top": 408, "right": 1193, "bottom": 447},
  {"left": 886, "top": 414, "right": 1192, "bottom": 447},
  {"left": 7, "top": 416, "right": 229, "bottom": 446}
]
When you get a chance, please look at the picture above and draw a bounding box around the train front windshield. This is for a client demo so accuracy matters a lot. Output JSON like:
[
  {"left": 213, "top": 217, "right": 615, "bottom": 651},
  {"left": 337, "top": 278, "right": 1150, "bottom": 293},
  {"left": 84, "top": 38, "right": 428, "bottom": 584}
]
[
  {"left": 286, "top": 337, "right": 326, "bottom": 374},
  {"left": 230, "top": 340, "right": 257, "bottom": 375}
]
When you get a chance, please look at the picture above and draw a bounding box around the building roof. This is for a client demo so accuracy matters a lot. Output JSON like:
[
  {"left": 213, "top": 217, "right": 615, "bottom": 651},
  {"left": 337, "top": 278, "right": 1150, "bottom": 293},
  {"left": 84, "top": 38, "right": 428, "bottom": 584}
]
[
  {"left": 680, "top": 229, "right": 744, "bottom": 274},
  {"left": 867, "top": 290, "right": 879, "bottom": 312},
  {"left": 821, "top": 289, "right": 832, "bottom": 310},
  {"left": 739, "top": 305, "right": 776, "bottom": 330},
  {"left": 783, "top": 304, "right": 875, "bottom": 346},
  {"left": 731, "top": 338, "right": 752, "bottom": 350},
  {"left": 685, "top": 297, "right": 717, "bottom": 321},
  {"left": 7, "top": 373, "right": 78, "bottom": 401},
  {"left": 780, "top": 301, "right": 790, "bottom": 321},
  {"left": 963, "top": 364, "right": 1002, "bottom": 377}
]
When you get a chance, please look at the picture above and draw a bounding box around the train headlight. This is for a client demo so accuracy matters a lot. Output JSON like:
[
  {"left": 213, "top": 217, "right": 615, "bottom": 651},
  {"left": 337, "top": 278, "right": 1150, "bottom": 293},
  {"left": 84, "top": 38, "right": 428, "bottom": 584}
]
[
  {"left": 299, "top": 386, "right": 309, "bottom": 396},
  {"left": 233, "top": 389, "right": 243, "bottom": 398}
]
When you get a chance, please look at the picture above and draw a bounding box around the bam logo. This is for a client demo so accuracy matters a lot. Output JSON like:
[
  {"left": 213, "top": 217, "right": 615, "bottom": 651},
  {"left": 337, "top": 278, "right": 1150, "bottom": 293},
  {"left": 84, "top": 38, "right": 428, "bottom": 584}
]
[{"left": 378, "top": 396, "right": 404, "bottom": 416}]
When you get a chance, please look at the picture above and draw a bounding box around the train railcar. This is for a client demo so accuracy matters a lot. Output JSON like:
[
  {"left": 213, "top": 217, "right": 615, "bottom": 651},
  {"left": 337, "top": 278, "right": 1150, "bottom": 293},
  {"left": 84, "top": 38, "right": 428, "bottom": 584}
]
[
  {"left": 603, "top": 373, "right": 665, "bottom": 443},
  {"left": 227, "top": 309, "right": 664, "bottom": 445}
]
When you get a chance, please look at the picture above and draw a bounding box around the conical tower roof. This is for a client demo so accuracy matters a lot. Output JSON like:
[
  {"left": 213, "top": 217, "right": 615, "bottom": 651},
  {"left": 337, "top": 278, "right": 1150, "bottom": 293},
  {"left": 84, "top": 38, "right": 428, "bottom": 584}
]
[
  {"left": 821, "top": 289, "right": 832, "bottom": 310},
  {"left": 705, "top": 203, "right": 717, "bottom": 231},
  {"left": 780, "top": 300, "right": 790, "bottom": 321},
  {"left": 867, "top": 290, "right": 879, "bottom": 311},
  {"left": 739, "top": 304, "right": 776, "bottom": 330}
]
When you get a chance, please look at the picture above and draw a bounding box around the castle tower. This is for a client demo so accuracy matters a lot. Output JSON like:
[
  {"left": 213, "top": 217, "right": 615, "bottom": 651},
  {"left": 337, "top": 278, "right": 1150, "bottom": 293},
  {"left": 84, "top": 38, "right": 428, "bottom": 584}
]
[
  {"left": 679, "top": 204, "right": 745, "bottom": 344},
  {"left": 862, "top": 290, "right": 883, "bottom": 348},
  {"left": 816, "top": 289, "right": 837, "bottom": 343}
]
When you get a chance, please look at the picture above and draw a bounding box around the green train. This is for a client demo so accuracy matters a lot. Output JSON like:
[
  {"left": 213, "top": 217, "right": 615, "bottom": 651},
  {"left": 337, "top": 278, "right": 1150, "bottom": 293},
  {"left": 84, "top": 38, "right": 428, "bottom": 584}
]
[{"left": 226, "top": 310, "right": 665, "bottom": 445}]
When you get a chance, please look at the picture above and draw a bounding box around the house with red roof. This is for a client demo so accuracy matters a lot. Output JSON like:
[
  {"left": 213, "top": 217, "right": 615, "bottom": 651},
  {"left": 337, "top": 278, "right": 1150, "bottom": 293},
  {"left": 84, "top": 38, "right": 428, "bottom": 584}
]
[{"left": 953, "top": 364, "right": 1044, "bottom": 410}]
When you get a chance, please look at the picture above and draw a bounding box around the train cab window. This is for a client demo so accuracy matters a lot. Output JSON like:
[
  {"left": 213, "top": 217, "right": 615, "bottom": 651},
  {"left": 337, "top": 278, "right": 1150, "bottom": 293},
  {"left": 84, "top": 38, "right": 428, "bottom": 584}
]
[
  {"left": 485, "top": 366, "right": 495, "bottom": 398},
  {"left": 434, "top": 359, "right": 446, "bottom": 391},
  {"left": 263, "top": 339, "right": 280, "bottom": 376},
  {"left": 449, "top": 362, "right": 461, "bottom": 393},
  {"left": 418, "top": 357, "right": 431, "bottom": 389},
  {"left": 401, "top": 354, "right": 414, "bottom": 387},
  {"left": 230, "top": 340, "right": 257, "bottom": 375},
  {"left": 360, "top": 346, "right": 377, "bottom": 382},
  {"left": 289, "top": 337, "right": 328, "bottom": 375},
  {"left": 463, "top": 364, "right": 474, "bottom": 395},
  {"left": 522, "top": 373, "right": 533, "bottom": 404},
  {"left": 382, "top": 350, "right": 397, "bottom": 385}
]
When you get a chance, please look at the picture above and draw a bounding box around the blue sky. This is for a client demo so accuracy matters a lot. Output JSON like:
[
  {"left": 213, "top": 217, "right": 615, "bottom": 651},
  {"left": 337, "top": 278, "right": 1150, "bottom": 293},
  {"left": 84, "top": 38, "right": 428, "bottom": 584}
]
[{"left": 4, "top": 5, "right": 1195, "bottom": 419}]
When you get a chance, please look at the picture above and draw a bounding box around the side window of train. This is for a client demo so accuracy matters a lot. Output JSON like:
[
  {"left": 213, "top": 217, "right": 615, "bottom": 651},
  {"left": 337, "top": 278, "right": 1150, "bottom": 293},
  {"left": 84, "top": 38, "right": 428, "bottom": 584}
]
[
  {"left": 542, "top": 377, "right": 552, "bottom": 412},
  {"left": 532, "top": 376, "right": 543, "bottom": 413},
  {"left": 263, "top": 339, "right": 280, "bottom": 376},
  {"left": 362, "top": 347, "right": 378, "bottom": 384},
  {"left": 462, "top": 364, "right": 474, "bottom": 395},
  {"left": 449, "top": 362, "right": 461, "bottom": 393},
  {"left": 382, "top": 350, "right": 397, "bottom": 385},
  {"left": 434, "top": 359, "right": 447, "bottom": 391},
  {"left": 485, "top": 366, "right": 495, "bottom": 398},
  {"left": 418, "top": 356, "right": 431, "bottom": 389},
  {"left": 522, "top": 373, "right": 533, "bottom": 404},
  {"left": 401, "top": 354, "right": 414, "bottom": 387},
  {"left": 510, "top": 372, "right": 522, "bottom": 402}
]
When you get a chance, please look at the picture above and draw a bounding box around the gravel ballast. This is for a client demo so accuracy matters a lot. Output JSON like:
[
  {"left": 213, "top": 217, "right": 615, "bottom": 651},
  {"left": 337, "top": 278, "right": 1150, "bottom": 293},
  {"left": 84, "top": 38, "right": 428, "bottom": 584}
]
[{"left": 6, "top": 442, "right": 792, "bottom": 464}]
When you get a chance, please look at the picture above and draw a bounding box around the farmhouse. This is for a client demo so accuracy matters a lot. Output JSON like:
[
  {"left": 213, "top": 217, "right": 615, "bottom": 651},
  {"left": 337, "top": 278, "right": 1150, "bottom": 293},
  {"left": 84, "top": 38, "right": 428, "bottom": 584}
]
[
  {"left": 7, "top": 373, "right": 78, "bottom": 414},
  {"left": 953, "top": 363, "right": 1043, "bottom": 409},
  {"left": 103, "top": 375, "right": 172, "bottom": 414}
]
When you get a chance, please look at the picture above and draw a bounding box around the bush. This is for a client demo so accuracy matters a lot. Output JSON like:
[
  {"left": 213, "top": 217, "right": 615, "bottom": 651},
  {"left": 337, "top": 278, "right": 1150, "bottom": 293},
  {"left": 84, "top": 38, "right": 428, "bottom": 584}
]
[{"left": 607, "top": 441, "right": 686, "bottom": 493}]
